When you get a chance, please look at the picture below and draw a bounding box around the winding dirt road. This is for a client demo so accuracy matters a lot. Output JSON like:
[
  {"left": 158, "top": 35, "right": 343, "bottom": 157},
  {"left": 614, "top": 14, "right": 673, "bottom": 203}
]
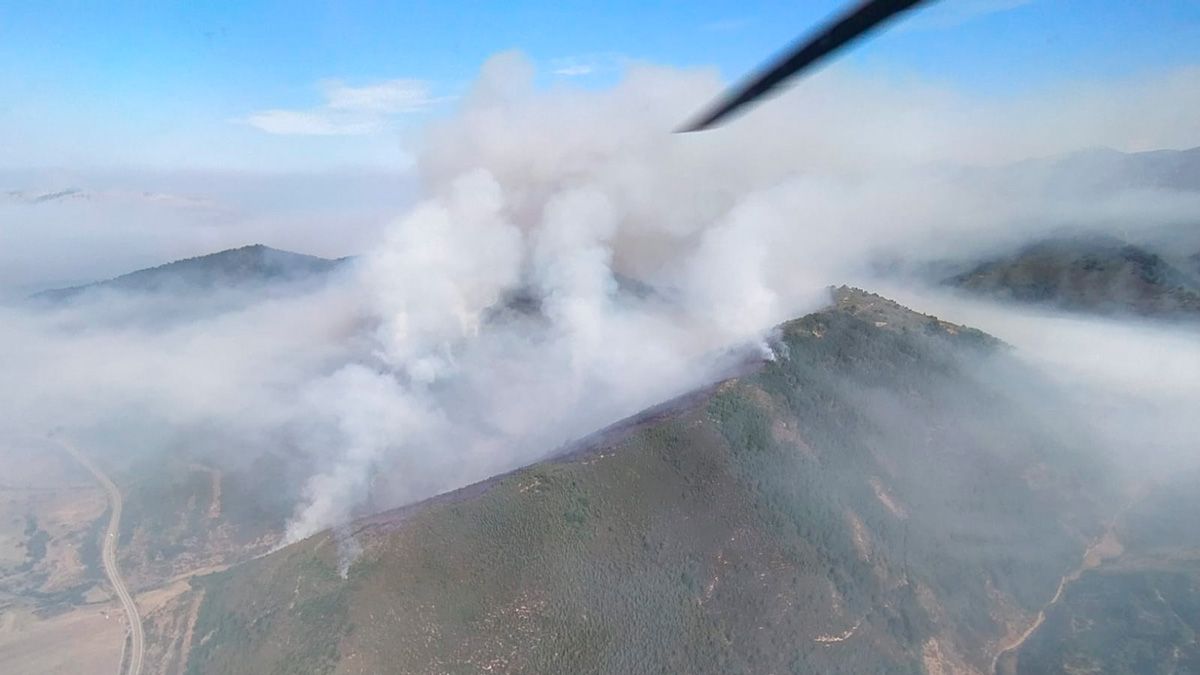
[
  {"left": 991, "top": 502, "right": 1134, "bottom": 675},
  {"left": 60, "top": 440, "right": 144, "bottom": 675}
]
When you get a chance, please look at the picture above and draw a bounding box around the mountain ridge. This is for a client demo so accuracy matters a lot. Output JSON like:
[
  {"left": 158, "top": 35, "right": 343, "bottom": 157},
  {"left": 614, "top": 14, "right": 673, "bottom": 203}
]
[
  {"left": 946, "top": 235, "right": 1200, "bottom": 319},
  {"left": 31, "top": 244, "right": 347, "bottom": 303},
  {"left": 181, "top": 287, "right": 1112, "bottom": 675}
]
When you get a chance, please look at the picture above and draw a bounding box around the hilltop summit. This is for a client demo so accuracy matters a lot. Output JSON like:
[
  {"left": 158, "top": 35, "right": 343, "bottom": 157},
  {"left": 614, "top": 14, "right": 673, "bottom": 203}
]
[{"left": 32, "top": 244, "right": 346, "bottom": 302}]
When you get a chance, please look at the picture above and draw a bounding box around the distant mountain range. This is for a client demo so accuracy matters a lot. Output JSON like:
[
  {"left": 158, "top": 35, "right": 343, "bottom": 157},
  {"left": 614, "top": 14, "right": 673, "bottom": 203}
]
[
  {"left": 1042, "top": 145, "right": 1199, "bottom": 190},
  {"left": 935, "top": 146, "right": 1200, "bottom": 320},
  {"left": 976, "top": 145, "right": 1200, "bottom": 195},
  {"left": 946, "top": 235, "right": 1200, "bottom": 319},
  {"left": 31, "top": 244, "right": 347, "bottom": 303}
]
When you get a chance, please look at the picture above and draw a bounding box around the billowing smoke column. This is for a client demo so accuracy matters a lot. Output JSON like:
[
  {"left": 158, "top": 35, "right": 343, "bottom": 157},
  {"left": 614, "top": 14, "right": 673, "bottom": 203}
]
[{"left": 281, "top": 54, "right": 1200, "bottom": 541}]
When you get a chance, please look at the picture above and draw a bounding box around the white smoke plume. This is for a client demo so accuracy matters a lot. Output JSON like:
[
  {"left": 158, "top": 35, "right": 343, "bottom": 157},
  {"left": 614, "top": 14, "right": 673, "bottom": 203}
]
[
  {"left": 1, "top": 52, "right": 1196, "bottom": 545},
  {"left": 279, "top": 54, "right": 1200, "bottom": 541}
]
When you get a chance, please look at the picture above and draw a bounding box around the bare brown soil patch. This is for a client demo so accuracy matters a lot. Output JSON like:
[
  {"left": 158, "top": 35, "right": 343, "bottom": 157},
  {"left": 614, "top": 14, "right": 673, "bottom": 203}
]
[{"left": 0, "top": 606, "right": 124, "bottom": 675}]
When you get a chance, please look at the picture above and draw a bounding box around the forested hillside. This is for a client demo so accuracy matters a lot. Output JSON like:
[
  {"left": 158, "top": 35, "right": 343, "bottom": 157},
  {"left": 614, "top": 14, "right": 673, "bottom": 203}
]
[{"left": 183, "top": 289, "right": 1115, "bottom": 674}]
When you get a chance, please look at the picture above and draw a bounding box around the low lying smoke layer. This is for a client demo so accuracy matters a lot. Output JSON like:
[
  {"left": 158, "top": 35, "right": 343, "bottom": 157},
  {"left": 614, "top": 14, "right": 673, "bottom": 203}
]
[{"left": 1, "top": 53, "right": 1197, "bottom": 544}]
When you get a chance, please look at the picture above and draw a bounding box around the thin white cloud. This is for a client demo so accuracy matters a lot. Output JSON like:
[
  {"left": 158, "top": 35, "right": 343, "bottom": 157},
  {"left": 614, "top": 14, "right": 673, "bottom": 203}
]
[
  {"left": 700, "top": 17, "right": 754, "bottom": 33},
  {"left": 322, "top": 79, "right": 434, "bottom": 114},
  {"left": 243, "top": 109, "right": 375, "bottom": 136},
  {"left": 553, "top": 63, "right": 596, "bottom": 77},
  {"left": 550, "top": 53, "right": 629, "bottom": 78},
  {"left": 244, "top": 79, "right": 437, "bottom": 136},
  {"left": 905, "top": 0, "right": 1036, "bottom": 30}
]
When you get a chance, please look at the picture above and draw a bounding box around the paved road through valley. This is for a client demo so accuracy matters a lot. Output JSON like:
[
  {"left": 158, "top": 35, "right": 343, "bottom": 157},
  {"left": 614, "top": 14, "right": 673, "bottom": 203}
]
[{"left": 61, "top": 440, "right": 144, "bottom": 675}]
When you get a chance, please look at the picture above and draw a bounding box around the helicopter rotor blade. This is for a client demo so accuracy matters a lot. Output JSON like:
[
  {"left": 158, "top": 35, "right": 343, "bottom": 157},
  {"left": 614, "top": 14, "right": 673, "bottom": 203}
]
[{"left": 678, "top": 0, "right": 936, "bottom": 133}]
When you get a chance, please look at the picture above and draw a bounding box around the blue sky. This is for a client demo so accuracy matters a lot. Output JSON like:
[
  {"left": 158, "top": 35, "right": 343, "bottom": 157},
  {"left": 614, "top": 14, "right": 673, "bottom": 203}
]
[{"left": 1, "top": 0, "right": 1198, "bottom": 171}]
